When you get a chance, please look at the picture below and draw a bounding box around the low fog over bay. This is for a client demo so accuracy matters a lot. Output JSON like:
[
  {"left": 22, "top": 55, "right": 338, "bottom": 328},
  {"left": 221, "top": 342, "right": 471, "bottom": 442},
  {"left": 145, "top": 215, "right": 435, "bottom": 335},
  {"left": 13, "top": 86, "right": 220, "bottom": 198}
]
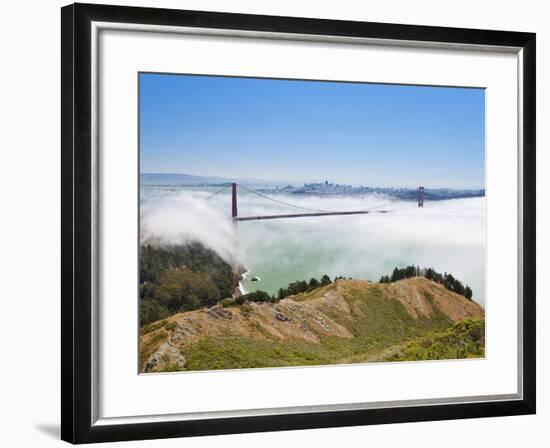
[{"left": 140, "top": 184, "right": 486, "bottom": 306}]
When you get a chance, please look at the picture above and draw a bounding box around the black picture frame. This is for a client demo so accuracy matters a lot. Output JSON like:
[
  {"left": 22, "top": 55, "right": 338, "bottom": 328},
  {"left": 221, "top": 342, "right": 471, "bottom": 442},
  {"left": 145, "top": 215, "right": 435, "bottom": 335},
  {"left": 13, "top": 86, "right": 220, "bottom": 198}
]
[{"left": 61, "top": 2, "right": 536, "bottom": 444}]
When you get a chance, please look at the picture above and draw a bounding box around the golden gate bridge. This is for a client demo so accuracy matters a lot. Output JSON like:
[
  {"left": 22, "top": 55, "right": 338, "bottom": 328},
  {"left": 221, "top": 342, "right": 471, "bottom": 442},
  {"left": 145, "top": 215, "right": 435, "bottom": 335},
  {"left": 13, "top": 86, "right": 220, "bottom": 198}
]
[{"left": 206, "top": 183, "right": 425, "bottom": 222}]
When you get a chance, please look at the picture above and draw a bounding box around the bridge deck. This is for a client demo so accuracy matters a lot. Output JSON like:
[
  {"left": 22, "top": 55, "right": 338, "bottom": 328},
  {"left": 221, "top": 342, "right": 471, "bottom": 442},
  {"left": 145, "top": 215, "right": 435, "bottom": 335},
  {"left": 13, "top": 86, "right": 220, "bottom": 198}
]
[{"left": 236, "top": 210, "right": 389, "bottom": 221}]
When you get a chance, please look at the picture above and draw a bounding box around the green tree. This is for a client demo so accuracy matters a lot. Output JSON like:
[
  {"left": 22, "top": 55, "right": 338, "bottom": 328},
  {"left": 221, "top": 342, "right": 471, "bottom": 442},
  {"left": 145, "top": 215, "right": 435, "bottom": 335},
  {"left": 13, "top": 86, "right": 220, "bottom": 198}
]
[
  {"left": 308, "top": 277, "right": 320, "bottom": 289},
  {"left": 237, "top": 290, "right": 273, "bottom": 304},
  {"left": 380, "top": 265, "right": 473, "bottom": 300},
  {"left": 140, "top": 243, "right": 234, "bottom": 298},
  {"left": 320, "top": 274, "right": 332, "bottom": 286},
  {"left": 139, "top": 299, "right": 170, "bottom": 326},
  {"left": 154, "top": 266, "right": 220, "bottom": 312}
]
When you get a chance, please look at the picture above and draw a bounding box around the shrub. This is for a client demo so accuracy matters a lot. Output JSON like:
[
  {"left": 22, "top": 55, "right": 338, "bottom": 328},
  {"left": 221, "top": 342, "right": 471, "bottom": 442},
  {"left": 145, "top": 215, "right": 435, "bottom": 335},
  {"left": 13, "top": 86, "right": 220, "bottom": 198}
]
[
  {"left": 220, "top": 298, "right": 236, "bottom": 308},
  {"left": 140, "top": 319, "right": 168, "bottom": 336},
  {"left": 233, "top": 290, "right": 274, "bottom": 305},
  {"left": 165, "top": 321, "right": 177, "bottom": 331},
  {"left": 388, "top": 318, "right": 485, "bottom": 361}
]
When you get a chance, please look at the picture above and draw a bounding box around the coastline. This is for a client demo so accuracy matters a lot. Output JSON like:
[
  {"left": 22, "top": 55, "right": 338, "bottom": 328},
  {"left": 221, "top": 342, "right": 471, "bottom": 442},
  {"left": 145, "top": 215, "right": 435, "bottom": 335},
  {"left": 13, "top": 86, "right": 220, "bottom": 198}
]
[{"left": 234, "top": 268, "right": 249, "bottom": 297}]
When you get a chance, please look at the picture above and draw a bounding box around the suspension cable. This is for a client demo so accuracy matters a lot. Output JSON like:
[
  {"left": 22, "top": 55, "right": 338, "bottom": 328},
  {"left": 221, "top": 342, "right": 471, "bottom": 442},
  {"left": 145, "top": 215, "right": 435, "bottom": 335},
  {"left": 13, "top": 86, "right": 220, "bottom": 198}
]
[
  {"left": 237, "top": 184, "right": 330, "bottom": 213},
  {"left": 206, "top": 185, "right": 231, "bottom": 200}
]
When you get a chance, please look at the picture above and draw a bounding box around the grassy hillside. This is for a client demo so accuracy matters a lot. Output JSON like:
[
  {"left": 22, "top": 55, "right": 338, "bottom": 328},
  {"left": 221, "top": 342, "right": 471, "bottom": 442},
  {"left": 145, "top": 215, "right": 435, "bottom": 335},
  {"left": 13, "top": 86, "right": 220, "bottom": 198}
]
[
  {"left": 378, "top": 318, "right": 485, "bottom": 362},
  {"left": 140, "top": 277, "right": 485, "bottom": 372}
]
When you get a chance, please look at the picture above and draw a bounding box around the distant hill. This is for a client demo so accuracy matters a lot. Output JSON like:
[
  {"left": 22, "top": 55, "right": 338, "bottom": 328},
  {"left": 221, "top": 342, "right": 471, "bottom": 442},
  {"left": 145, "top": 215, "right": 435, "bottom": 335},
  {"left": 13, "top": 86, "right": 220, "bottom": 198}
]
[
  {"left": 260, "top": 185, "right": 485, "bottom": 201},
  {"left": 140, "top": 277, "right": 485, "bottom": 372},
  {"left": 388, "top": 187, "right": 485, "bottom": 201},
  {"left": 140, "top": 172, "right": 286, "bottom": 186},
  {"left": 141, "top": 173, "right": 484, "bottom": 201},
  {"left": 141, "top": 173, "right": 231, "bottom": 185}
]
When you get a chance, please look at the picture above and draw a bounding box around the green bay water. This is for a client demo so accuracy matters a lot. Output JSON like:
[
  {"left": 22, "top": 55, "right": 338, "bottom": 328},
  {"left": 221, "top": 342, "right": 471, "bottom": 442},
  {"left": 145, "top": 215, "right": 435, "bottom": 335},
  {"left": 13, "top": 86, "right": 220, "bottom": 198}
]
[
  {"left": 240, "top": 227, "right": 345, "bottom": 295},
  {"left": 238, "top": 219, "right": 398, "bottom": 295}
]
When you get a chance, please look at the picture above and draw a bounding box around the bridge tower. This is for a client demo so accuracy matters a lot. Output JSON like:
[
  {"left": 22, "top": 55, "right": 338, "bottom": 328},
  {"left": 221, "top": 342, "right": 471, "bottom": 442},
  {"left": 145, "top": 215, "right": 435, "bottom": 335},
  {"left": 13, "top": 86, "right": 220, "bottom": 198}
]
[
  {"left": 418, "top": 186, "right": 424, "bottom": 208},
  {"left": 231, "top": 182, "right": 238, "bottom": 221}
]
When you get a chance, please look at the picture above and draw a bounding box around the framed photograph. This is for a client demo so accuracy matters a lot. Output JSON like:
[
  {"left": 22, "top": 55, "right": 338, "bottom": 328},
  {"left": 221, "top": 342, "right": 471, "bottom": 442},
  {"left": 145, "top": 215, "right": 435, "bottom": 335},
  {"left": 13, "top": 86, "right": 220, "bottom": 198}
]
[{"left": 61, "top": 3, "right": 536, "bottom": 444}]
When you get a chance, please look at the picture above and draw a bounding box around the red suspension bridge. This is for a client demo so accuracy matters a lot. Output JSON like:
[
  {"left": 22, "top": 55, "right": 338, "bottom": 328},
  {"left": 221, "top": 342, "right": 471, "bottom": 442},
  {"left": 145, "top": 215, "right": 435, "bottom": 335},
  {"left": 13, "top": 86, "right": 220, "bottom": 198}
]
[{"left": 207, "top": 183, "right": 425, "bottom": 222}]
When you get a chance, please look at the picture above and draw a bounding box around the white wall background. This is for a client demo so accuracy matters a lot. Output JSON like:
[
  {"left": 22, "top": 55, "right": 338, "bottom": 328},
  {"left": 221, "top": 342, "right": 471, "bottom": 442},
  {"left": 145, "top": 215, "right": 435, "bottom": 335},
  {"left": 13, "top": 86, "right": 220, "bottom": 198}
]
[{"left": 0, "top": 0, "right": 546, "bottom": 446}]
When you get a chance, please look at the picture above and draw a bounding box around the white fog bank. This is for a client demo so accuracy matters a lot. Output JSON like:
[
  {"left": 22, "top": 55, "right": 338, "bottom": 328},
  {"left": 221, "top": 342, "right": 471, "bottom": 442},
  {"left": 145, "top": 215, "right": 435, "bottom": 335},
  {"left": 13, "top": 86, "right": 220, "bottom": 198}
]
[{"left": 140, "top": 187, "right": 486, "bottom": 306}]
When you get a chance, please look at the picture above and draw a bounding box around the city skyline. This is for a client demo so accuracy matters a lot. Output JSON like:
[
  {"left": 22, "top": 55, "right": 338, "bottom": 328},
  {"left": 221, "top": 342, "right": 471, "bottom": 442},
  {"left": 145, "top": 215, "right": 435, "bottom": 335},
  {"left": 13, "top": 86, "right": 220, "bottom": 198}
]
[{"left": 140, "top": 73, "right": 485, "bottom": 189}]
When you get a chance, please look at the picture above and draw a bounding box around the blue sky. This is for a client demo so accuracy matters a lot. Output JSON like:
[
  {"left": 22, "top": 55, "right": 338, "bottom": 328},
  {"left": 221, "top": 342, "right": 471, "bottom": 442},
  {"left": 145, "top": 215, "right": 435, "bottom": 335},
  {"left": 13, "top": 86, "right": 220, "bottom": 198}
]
[{"left": 140, "top": 73, "right": 485, "bottom": 188}]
